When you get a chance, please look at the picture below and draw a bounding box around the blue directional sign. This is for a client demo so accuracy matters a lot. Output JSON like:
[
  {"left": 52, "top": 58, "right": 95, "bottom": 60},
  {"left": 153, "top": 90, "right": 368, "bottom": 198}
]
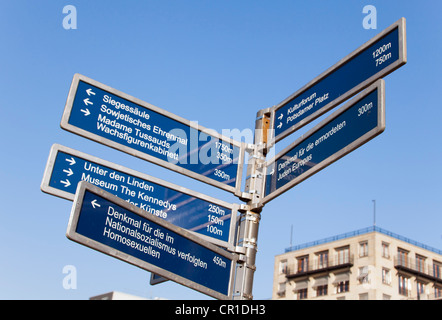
[
  {"left": 61, "top": 74, "right": 245, "bottom": 195},
  {"left": 263, "top": 80, "right": 385, "bottom": 204},
  {"left": 271, "top": 17, "right": 406, "bottom": 143},
  {"left": 41, "top": 144, "right": 237, "bottom": 247},
  {"left": 67, "top": 181, "right": 237, "bottom": 300}
]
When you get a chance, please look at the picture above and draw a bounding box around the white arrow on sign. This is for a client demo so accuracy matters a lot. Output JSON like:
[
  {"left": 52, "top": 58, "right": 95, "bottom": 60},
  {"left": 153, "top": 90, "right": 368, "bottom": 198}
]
[
  {"left": 83, "top": 98, "right": 93, "bottom": 106},
  {"left": 277, "top": 123, "right": 283, "bottom": 129},
  {"left": 60, "top": 179, "right": 71, "bottom": 188},
  {"left": 278, "top": 113, "right": 283, "bottom": 120},
  {"left": 86, "top": 88, "right": 96, "bottom": 96},
  {"left": 91, "top": 199, "right": 101, "bottom": 209},
  {"left": 63, "top": 168, "right": 74, "bottom": 176},
  {"left": 81, "top": 108, "right": 91, "bottom": 116},
  {"left": 65, "top": 157, "right": 76, "bottom": 166}
]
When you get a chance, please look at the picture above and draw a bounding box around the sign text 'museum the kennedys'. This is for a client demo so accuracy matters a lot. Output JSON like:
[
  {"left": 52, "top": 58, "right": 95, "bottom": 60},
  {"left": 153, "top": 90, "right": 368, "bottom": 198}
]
[
  {"left": 41, "top": 144, "right": 236, "bottom": 246},
  {"left": 61, "top": 74, "right": 244, "bottom": 194}
]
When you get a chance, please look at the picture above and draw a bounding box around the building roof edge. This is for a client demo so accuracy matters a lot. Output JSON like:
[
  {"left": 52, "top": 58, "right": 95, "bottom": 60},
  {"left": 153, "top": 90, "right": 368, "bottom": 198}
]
[{"left": 284, "top": 226, "right": 442, "bottom": 256}]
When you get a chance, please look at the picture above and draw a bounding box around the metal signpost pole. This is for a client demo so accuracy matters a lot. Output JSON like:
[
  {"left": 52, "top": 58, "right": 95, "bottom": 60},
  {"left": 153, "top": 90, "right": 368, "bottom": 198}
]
[{"left": 234, "top": 109, "right": 269, "bottom": 300}]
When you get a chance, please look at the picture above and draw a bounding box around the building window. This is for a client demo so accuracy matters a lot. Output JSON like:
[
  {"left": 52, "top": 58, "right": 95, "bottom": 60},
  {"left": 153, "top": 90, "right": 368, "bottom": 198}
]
[
  {"left": 336, "top": 246, "right": 350, "bottom": 265},
  {"left": 277, "top": 282, "right": 286, "bottom": 297},
  {"left": 336, "top": 281, "right": 349, "bottom": 293},
  {"left": 434, "top": 286, "right": 442, "bottom": 299},
  {"left": 295, "top": 279, "right": 308, "bottom": 299},
  {"left": 297, "top": 255, "right": 309, "bottom": 273},
  {"left": 358, "top": 266, "right": 369, "bottom": 284},
  {"left": 313, "top": 276, "right": 328, "bottom": 297},
  {"left": 316, "top": 250, "right": 329, "bottom": 269},
  {"left": 334, "top": 272, "right": 350, "bottom": 294},
  {"left": 382, "top": 268, "right": 391, "bottom": 285},
  {"left": 359, "top": 293, "right": 369, "bottom": 300},
  {"left": 359, "top": 241, "right": 368, "bottom": 257},
  {"left": 416, "top": 281, "right": 425, "bottom": 298},
  {"left": 416, "top": 255, "right": 426, "bottom": 273},
  {"left": 316, "top": 285, "right": 328, "bottom": 297},
  {"left": 433, "top": 261, "right": 442, "bottom": 280},
  {"left": 382, "top": 242, "right": 390, "bottom": 258},
  {"left": 398, "top": 274, "right": 411, "bottom": 296},
  {"left": 297, "top": 288, "right": 308, "bottom": 300},
  {"left": 279, "top": 260, "right": 288, "bottom": 275},
  {"left": 382, "top": 294, "right": 391, "bottom": 300},
  {"left": 397, "top": 248, "right": 409, "bottom": 267}
]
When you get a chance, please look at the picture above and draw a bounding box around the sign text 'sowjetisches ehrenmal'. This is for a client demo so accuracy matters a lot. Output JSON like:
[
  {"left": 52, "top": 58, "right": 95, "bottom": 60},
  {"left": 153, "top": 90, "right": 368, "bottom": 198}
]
[{"left": 61, "top": 74, "right": 245, "bottom": 195}]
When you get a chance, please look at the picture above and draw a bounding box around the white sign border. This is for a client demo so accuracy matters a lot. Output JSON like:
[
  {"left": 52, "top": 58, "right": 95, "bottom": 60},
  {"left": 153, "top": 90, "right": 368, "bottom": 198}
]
[
  {"left": 67, "top": 181, "right": 238, "bottom": 300},
  {"left": 262, "top": 79, "right": 385, "bottom": 205},
  {"left": 41, "top": 144, "right": 239, "bottom": 250},
  {"left": 61, "top": 74, "right": 246, "bottom": 196},
  {"left": 268, "top": 17, "right": 405, "bottom": 146}
]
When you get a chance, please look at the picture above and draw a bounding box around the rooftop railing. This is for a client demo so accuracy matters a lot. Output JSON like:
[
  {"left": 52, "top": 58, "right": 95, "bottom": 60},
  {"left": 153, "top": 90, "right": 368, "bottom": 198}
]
[{"left": 285, "top": 226, "right": 442, "bottom": 256}]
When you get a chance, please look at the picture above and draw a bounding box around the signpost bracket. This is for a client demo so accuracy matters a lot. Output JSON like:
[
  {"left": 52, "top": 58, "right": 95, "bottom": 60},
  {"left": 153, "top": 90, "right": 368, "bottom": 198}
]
[
  {"left": 238, "top": 192, "right": 253, "bottom": 202},
  {"left": 229, "top": 246, "right": 247, "bottom": 256}
]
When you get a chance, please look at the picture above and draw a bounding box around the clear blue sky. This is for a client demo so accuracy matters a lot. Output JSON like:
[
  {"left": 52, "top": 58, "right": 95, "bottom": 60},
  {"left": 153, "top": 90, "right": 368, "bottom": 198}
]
[{"left": 1, "top": 1, "right": 441, "bottom": 300}]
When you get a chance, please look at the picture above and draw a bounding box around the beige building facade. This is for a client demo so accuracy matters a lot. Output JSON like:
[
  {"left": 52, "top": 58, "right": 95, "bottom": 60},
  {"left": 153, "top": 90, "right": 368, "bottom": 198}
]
[{"left": 273, "top": 226, "right": 442, "bottom": 300}]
